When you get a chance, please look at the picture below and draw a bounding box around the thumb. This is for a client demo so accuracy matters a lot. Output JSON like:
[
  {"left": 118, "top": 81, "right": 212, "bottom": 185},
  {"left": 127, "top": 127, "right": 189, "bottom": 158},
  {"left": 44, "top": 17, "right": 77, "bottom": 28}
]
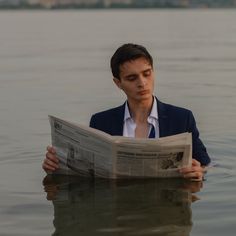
[{"left": 192, "top": 158, "right": 201, "bottom": 167}]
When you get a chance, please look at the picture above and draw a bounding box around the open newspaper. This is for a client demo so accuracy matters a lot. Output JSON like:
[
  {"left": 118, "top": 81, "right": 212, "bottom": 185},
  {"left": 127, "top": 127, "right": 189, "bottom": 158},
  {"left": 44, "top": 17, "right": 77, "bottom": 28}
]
[{"left": 49, "top": 116, "right": 192, "bottom": 179}]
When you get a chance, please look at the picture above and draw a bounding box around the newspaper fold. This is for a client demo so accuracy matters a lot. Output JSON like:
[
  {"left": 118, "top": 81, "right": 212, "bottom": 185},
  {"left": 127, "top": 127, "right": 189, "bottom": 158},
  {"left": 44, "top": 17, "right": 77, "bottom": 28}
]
[{"left": 49, "top": 116, "right": 192, "bottom": 179}]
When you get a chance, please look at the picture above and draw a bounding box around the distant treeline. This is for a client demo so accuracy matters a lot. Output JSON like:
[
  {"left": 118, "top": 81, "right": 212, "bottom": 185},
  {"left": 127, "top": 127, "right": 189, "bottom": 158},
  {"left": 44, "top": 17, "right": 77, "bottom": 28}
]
[{"left": 1, "top": 0, "right": 236, "bottom": 9}]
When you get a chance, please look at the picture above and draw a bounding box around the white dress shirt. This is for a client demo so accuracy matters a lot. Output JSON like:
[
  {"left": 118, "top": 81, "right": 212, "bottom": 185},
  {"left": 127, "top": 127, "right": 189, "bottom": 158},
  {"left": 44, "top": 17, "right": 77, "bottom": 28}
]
[{"left": 123, "top": 97, "right": 159, "bottom": 138}]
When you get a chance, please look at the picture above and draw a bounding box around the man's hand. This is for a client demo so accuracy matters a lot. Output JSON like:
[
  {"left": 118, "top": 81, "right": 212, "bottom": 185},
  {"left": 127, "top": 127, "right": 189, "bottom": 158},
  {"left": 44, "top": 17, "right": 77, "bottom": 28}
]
[
  {"left": 179, "top": 159, "right": 205, "bottom": 182},
  {"left": 42, "top": 146, "right": 59, "bottom": 173}
]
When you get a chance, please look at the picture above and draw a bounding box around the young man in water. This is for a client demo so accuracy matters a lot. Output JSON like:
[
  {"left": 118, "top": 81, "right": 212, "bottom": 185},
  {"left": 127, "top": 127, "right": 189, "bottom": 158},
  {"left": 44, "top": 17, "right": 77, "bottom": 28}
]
[{"left": 43, "top": 43, "right": 211, "bottom": 181}]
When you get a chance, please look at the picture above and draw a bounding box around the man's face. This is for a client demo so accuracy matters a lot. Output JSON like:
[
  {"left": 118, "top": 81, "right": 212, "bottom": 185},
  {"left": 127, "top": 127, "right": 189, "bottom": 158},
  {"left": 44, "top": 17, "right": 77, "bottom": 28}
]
[{"left": 114, "top": 57, "right": 154, "bottom": 103}]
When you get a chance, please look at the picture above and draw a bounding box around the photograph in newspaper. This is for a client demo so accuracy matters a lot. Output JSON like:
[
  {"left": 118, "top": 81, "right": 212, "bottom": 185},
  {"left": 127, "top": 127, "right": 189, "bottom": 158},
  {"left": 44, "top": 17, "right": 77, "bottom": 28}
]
[{"left": 49, "top": 116, "right": 192, "bottom": 179}]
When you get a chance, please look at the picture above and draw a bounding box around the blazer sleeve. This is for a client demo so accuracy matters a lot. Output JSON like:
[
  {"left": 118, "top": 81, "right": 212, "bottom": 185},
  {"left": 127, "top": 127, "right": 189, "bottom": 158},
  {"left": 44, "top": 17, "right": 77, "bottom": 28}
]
[
  {"left": 188, "top": 111, "right": 211, "bottom": 166},
  {"left": 89, "top": 114, "right": 97, "bottom": 129}
]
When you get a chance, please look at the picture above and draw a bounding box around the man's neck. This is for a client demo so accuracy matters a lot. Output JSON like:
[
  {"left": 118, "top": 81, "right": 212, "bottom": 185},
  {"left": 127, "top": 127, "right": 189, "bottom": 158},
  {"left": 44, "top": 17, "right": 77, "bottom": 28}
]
[{"left": 127, "top": 96, "right": 154, "bottom": 123}]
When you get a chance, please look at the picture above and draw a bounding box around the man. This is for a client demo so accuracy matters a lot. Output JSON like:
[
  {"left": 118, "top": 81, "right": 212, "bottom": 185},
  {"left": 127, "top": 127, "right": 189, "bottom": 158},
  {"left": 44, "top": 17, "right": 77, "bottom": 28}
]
[{"left": 43, "top": 43, "right": 210, "bottom": 181}]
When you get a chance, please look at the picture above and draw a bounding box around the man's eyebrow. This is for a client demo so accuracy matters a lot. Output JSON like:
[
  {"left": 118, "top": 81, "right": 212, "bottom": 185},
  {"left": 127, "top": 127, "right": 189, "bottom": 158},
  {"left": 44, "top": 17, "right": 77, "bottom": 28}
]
[
  {"left": 123, "top": 67, "right": 152, "bottom": 78},
  {"left": 124, "top": 73, "right": 137, "bottom": 78},
  {"left": 143, "top": 68, "right": 152, "bottom": 72}
]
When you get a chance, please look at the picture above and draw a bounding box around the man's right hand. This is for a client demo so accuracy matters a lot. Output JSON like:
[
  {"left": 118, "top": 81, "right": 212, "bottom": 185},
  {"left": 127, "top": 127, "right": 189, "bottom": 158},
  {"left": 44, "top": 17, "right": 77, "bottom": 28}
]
[{"left": 42, "top": 146, "right": 59, "bottom": 173}]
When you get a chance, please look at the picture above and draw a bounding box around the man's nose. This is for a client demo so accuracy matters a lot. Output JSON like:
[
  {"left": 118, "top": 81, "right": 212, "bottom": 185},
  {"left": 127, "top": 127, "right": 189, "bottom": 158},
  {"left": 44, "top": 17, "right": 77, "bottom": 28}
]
[{"left": 137, "top": 76, "right": 146, "bottom": 87}]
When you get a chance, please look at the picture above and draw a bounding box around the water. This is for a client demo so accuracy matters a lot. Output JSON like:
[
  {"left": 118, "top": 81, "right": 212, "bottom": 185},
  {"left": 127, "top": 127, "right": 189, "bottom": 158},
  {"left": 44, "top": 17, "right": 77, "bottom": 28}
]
[{"left": 0, "top": 9, "right": 236, "bottom": 236}]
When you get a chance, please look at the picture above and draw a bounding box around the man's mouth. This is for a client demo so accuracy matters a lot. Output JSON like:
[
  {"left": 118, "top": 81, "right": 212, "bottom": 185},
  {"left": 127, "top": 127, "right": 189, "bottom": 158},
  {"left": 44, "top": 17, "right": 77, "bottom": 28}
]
[{"left": 138, "top": 90, "right": 149, "bottom": 95}]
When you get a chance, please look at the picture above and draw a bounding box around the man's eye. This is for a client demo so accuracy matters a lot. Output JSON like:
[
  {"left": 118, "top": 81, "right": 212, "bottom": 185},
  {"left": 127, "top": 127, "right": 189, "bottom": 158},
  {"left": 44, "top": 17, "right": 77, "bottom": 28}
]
[
  {"left": 127, "top": 76, "right": 136, "bottom": 81},
  {"left": 143, "top": 70, "right": 151, "bottom": 77}
]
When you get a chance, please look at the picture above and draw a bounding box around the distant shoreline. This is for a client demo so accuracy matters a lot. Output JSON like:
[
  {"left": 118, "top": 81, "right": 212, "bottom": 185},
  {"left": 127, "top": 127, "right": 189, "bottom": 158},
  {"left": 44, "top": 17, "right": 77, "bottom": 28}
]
[
  {"left": 0, "top": 4, "right": 236, "bottom": 10},
  {"left": 0, "top": 6, "right": 235, "bottom": 10}
]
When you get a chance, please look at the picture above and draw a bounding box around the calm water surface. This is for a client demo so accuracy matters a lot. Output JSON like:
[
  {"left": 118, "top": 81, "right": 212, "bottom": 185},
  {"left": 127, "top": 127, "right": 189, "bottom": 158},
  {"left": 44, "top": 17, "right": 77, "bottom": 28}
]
[{"left": 0, "top": 9, "right": 236, "bottom": 236}]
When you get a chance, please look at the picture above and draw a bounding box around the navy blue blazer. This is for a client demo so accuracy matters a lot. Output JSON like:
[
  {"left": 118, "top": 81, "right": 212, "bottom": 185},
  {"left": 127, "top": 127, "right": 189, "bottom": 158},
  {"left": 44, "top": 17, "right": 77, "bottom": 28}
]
[{"left": 89, "top": 99, "right": 210, "bottom": 166}]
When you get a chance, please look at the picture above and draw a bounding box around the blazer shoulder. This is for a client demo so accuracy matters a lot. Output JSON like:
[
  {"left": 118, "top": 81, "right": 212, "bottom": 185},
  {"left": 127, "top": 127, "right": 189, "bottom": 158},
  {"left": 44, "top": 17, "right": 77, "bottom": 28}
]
[
  {"left": 158, "top": 100, "right": 193, "bottom": 117},
  {"left": 90, "top": 104, "right": 125, "bottom": 120},
  {"left": 157, "top": 100, "right": 195, "bottom": 132},
  {"left": 89, "top": 104, "right": 125, "bottom": 130}
]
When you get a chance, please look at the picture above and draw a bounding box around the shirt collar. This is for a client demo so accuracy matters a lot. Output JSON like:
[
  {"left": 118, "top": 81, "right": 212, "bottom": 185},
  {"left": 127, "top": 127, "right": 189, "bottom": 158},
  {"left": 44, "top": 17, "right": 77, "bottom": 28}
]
[
  {"left": 124, "top": 101, "right": 132, "bottom": 121},
  {"left": 149, "top": 96, "right": 158, "bottom": 121},
  {"left": 124, "top": 97, "right": 158, "bottom": 121}
]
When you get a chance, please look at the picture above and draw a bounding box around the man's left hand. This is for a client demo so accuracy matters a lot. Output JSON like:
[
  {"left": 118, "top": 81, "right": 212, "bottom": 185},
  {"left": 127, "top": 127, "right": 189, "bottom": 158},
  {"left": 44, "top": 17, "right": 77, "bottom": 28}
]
[{"left": 179, "top": 159, "right": 205, "bottom": 181}]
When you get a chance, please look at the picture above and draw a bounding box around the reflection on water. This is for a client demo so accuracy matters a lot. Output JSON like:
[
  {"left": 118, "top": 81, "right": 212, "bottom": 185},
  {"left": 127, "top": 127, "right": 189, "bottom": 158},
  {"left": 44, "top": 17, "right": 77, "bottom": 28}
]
[
  {"left": 1, "top": 10, "right": 235, "bottom": 236},
  {"left": 43, "top": 176, "right": 202, "bottom": 236}
]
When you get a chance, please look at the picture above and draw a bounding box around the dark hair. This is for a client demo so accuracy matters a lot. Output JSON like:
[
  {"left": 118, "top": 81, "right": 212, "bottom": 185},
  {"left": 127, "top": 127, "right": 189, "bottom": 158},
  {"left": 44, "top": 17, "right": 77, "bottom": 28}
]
[{"left": 110, "top": 43, "right": 153, "bottom": 79}]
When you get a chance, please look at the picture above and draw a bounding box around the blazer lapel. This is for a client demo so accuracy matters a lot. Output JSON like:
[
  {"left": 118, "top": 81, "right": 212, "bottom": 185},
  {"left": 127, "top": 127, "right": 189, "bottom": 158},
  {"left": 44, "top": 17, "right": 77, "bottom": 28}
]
[
  {"left": 157, "top": 99, "right": 169, "bottom": 137},
  {"left": 110, "top": 103, "right": 125, "bottom": 136}
]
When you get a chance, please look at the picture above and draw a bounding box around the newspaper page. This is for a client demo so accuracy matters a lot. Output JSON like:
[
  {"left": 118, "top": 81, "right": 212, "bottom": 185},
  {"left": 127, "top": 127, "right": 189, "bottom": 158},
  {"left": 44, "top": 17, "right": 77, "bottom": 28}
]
[{"left": 49, "top": 116, "right": 192, "bottom": 179}]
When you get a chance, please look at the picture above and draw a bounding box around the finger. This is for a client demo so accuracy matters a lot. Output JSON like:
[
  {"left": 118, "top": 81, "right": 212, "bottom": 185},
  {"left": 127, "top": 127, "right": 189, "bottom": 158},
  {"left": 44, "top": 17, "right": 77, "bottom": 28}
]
[
  {"left": 183, "top": 171, "right": 203, "bottom": 181},
  {"left": 43, "top": 161, "right": 59, "bottom": 171},
  {"left": 46, "top": 152, "right": 59, "bottom": 163},
  {"left": 192, "top": 159, "right": 201, "bottom": 167},
  {"left": 44, "top": 158, "right": 59, "bottom": 169},
  {"left": 42, "top": 162, "right": 56, "bottom": 171},
  {"left": 180, "top": 166, "right": 203, "bottom": 174},
  {"left": 47, "top": 146, "right": 56, "bottom": 154}
]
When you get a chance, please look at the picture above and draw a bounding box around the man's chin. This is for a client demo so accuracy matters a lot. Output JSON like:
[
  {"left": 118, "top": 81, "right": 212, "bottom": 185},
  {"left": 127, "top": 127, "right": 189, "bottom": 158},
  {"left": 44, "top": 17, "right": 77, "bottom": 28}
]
[
  {"left": 135, "top": 94, "right": 153, "bottom": 102},
  {"left": 140, "top": 92, "right": 152, "bottom": 98}
]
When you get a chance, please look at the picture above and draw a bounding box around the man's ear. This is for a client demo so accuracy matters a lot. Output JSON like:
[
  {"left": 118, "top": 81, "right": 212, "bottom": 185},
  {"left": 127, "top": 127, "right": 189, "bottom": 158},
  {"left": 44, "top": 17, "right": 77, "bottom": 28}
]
[{"left": 113, "top": 78, "right": 122, "bottom": 89}]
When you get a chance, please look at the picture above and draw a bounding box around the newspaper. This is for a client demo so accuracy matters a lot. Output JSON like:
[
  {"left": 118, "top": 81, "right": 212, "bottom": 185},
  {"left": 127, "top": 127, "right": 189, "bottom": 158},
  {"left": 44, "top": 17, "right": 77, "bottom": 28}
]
[{"left": 49, "top": 115, "right": 192, "bottom": 179}]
